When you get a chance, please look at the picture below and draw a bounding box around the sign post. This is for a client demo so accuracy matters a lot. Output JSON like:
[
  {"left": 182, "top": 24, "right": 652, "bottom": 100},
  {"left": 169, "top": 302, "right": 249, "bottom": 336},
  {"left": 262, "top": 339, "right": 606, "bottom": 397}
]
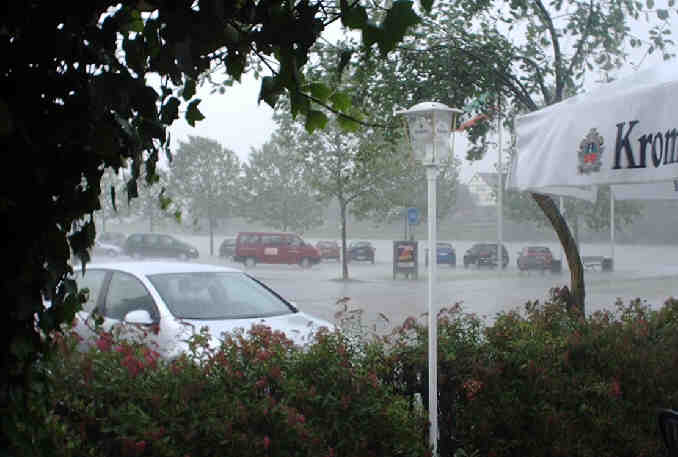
[{"left": 407, "top": 207, "right": 420, "bottom": 226}]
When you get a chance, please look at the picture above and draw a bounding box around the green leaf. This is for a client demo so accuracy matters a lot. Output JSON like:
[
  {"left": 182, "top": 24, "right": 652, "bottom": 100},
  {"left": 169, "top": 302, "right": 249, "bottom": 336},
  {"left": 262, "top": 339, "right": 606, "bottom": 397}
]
[
  {"left": 337, "top": 115, "right": 361, "bottom": 132},
  {"left": 158, "top": 189, "right": 171, "bottom": 211},
  {"left": 309, "top": 83, "right": 332, "bottom": 102},
  {"left": 186, "top": 99, "right": 205, "bottom": 127},
  {"left": 259, "top": 76, "right": 282, "bottom": 108},
  {"left": 225, "top": 48, "right": 246, "bottom": 82},
  {"left": 120, "top": 9, "right": 144, "bottom": 34},
  {"left": 340, "top": 0, "right": 369, "bottom": 29},
  {"left": 0, "top": 99, "right": 14, "bottom": 136},
  {"left": 337, "top": 49, "right": 353, "bottom": 78},
  {"left": 110, "top": 185, "right": 117, "bottom": 212},
  {"left": 160, "top": 97, "right": 180, "bottom": 124},
  {"left": 379, "top": 1, "right": 420, "bottom": 54},
  {"left": 363, "top": 24, "right": 383, "bottom": 49},
  {"left": 420, "top": 0, "right": 434, "bottom": 13},
  {"left": 183, "top": 78, "right": 197, "bottom": 101},
  {"left": 305, "top": 109, "right": 328, "bottom": 133},
  {"left": 647, "top": 0, "right": 655, "bottom": 8},
  {"left": 657, "top": 9, "right": 669, "bottom": 19},
  {"left": 123, "top": 36, "right": 145, "bottom": 74},
  {"left": 330, "top": 92, "right": 352, "bottom": 112},
  {"left": 290, "top": 91, "right": 310, "bottom": 118}
]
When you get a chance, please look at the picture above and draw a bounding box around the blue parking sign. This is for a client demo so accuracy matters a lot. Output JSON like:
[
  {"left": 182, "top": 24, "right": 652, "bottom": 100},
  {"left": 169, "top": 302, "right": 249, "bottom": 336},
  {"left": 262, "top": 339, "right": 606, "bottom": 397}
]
[{"left": 407, "top": 207, "right": 420, "bottom": 225}]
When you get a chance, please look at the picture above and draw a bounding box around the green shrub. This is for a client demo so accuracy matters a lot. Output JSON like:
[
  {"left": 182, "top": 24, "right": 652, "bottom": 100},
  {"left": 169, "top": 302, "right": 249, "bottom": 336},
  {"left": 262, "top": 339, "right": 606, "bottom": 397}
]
[
  {"left": 378, "top": 290, "right": 678, "bottom": 457},
  {"left": 13, "top": 291, "right": 678, "bottom": 457},
  {"left": 32, "top": 324, "right": 429, "bottom": 457}
]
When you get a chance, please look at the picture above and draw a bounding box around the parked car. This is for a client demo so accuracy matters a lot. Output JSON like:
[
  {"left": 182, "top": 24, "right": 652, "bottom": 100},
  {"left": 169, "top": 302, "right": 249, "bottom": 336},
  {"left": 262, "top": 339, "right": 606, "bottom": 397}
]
[
  {"left": 347, "top": 241, "right": 375, "bottom": 264},
  {"left": 234, "top": 232, "right": 321, "bottom": 268},
  {"left": 517, "top": 246, "right": 553, "bottom": 271},
  {"left": 463, "top": 243, "right": 509, "bottom": 268},
  {"left": 316, "top": 240, "right": 340, "bottom": 261},
  {"left": 218, "top": 237, "right": 236, "bottom": 259},
  {"left": 70, "top": 261, "right": 333, "bottom": 358},
  {"left": 425, "top": 242, "right": 456, "bottom": 267},
  {"left": 123, "top": 233, "right": 199, "bottom": 260},
  {"left": 97, "top": 231, "right": 127, "bottom": 247},
  {"left": 92, "top": 239, "right": 124, "bottom": 257}
]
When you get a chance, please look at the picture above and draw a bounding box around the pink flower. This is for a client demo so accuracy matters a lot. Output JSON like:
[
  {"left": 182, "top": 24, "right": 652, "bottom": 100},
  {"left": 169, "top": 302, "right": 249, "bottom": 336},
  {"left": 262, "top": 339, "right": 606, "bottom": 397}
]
[
  {"left": 256, "top": 350, "right": 272, "bottom": 361},
  {"left": 463, "top": 379, "right": 483, "bottom": 400},
  {"left": 95, "top": 333, "right": 112, "bottom": 352},
  {"left": 121, "top": 354, "right": 143, "bottom": 377},
  {"left": 263, "top": 436, "right": 271, "bottom": 450}
]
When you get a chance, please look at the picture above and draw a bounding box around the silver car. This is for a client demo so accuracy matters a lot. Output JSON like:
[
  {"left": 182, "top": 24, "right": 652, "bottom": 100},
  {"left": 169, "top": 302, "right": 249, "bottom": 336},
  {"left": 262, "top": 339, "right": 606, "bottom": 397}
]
[{"left": 71, "top": 261, "right": 333, "bottom": 358}]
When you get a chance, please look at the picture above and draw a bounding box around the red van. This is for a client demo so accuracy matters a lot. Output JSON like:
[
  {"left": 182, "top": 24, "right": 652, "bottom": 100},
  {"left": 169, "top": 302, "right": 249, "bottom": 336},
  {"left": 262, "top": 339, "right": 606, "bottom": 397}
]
[{"left": 234, "top": 232, "right": 321, "bottom": 268}]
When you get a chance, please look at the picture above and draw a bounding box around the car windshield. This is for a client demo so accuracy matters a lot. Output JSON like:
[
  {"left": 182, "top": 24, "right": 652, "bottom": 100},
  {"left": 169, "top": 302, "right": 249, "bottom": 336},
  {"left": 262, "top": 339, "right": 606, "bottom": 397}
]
[{"left": 148, "top": 272, "right": 293, "bottom": 320}]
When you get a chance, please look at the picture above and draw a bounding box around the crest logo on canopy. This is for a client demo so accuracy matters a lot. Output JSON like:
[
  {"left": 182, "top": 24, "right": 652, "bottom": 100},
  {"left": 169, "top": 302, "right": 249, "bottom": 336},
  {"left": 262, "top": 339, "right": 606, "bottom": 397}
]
[{"left": 577, "top": 128, "right": 604, "bottom": 175}]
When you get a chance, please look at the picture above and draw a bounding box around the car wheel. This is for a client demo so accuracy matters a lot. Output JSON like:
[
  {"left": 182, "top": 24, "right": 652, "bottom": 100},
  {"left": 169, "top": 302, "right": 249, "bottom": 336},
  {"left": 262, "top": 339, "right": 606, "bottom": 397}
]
[
  {"left": 245, "top": 257, "right": 256, "bottom": 268},
  {"left": 300, "top": 257, "right": 311, "bottom": 269}
]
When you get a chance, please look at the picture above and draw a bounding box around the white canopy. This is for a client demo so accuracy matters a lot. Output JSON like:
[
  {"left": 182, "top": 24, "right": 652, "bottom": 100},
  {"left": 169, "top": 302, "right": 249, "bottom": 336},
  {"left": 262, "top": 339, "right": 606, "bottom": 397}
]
[
  {"left": 507, "top": 59, "right": 678, "bottom": 198},
  {"left": 611, "top": 180, "right": 678, "bottom": 200}
]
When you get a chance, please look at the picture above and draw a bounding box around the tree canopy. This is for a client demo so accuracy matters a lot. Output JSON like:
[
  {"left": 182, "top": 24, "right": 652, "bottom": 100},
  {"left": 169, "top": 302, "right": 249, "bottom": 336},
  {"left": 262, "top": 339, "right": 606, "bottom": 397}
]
[
  {"left": 241, "top": 126, "right": 325, "bottom": 233},
  {"left": 169, "top": 136, "right": 240, "bottom": 254}
]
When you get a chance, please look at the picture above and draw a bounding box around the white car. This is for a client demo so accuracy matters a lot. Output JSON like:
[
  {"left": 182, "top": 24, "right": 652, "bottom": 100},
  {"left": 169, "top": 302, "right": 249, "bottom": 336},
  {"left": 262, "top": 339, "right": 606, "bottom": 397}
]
[{"left": 71, "top": 261, "right": 333, "bottom": 358}]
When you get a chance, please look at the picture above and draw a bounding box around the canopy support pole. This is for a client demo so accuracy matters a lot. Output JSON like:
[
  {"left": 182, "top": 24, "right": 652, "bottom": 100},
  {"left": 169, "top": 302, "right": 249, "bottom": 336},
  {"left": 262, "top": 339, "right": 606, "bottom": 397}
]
[{"left": 610, "top": 190, "right": 615, "bottom": 261}]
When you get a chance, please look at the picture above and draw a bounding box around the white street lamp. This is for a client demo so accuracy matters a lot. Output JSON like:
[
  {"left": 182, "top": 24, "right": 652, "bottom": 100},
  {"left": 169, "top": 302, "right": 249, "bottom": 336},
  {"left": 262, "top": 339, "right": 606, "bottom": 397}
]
[{"left": 397, "top": 102, "right": 462, "bottom": 455}]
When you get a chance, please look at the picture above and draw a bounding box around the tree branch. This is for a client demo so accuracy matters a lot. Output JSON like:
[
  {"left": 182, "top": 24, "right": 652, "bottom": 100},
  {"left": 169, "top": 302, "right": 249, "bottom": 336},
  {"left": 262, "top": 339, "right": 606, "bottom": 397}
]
[
  {"left": 513, "top": 54, "right": 551, "bottom": 107},
  {"left": 566, "top": 0, "right": 597, "bottom": 84},
  {"left": 533, "top": 0, "right": 564, "bottom": 101}
]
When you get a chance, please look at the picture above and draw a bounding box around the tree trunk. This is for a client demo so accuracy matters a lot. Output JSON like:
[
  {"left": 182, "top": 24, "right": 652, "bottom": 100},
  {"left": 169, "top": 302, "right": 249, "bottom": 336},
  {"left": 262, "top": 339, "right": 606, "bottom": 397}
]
[
  {"left": 340, "top": 201, "right": 349, "bottom": 280},
  {"left": 531, "top": 193, "right": 585, "bottom": 313},
  {"left": 149, "top": 202, "right": 154, "bottom": 233}
]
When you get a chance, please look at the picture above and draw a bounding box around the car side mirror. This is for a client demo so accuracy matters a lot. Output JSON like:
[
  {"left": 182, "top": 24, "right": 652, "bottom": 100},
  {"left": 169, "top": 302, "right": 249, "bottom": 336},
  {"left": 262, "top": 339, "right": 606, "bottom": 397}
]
[
  {"left": 288, "top": 301, "right": 299, "bottom": 312},
  {"left": 125, "top": 309, "right": 154, "bottom": 325}
]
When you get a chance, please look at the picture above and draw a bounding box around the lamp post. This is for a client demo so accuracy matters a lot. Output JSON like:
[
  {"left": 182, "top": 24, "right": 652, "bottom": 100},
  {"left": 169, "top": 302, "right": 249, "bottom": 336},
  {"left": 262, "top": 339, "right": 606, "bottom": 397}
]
[{"left": 397, "top": 102, "right": 462, "bottom": 455}]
